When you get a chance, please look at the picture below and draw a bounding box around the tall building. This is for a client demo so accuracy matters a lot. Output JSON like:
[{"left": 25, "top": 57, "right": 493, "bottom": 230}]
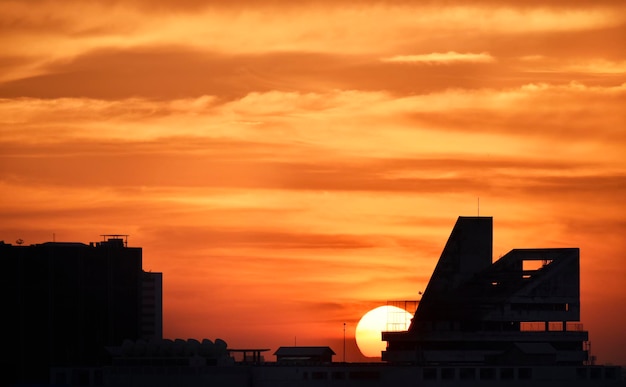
[
  {"left": 383, "top": 217, "right": 588, "bottom": 366},
  {"left": 0, "top": 236, "right": 162, "bottom": 385}
]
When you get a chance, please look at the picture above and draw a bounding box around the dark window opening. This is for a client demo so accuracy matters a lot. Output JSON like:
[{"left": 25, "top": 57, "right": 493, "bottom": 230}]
[
  {"left": 442, "top": 368, "right": 455, "bottom": 380},
  {"left": 480, "top": 368, "right": 496, "bottom": 380},
  {"left": 605, "top": 367, "right": 617, "bottom": 380},
  {"left": 500, "top": 368, "right": 514, "bottom": 380},
  {"left": 312, "top": 371, "right": 327, "bottom": 380},
  {"left": 423, "top": 368, "right": 437, "bottom": 380},
  {"left": 349, "top": 371, "right": 380, "bottom": 380},
  {"left": 590, "top": 368, "right": 601, "bottom": 380},
  {"left": 459, "top": 368, "right": 476, "bottom": 380},
  {"left": 519, "top": 368, "right": 532, "bottom": 380}
]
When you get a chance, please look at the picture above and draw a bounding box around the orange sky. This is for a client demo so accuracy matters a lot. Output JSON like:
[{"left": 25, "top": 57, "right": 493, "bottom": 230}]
[{"left": 1, "top": 0, "right": 625, "bottom": 364}]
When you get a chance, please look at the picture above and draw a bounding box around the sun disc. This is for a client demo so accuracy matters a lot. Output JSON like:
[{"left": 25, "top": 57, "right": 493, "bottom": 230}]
[{"left": 355, "top": 305, "right": 413, "bottom": 358}]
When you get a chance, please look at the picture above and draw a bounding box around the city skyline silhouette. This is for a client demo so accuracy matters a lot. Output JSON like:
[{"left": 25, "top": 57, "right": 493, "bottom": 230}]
[
  {"left": 3, "top": 217, "right": 624, "bottom": 386},
  {"left": 1, "top": 1, "right": 625, "bottom": 384}
]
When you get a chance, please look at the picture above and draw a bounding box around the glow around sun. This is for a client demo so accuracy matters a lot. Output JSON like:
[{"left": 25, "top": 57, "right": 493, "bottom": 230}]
[{"left": 355, "top": 305, "right": 414, "bottom": 358}]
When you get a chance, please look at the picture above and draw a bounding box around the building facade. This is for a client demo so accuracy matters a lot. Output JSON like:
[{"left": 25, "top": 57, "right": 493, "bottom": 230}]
[{"left": 141, "top": 271, "right": 163, "bottom": 340}]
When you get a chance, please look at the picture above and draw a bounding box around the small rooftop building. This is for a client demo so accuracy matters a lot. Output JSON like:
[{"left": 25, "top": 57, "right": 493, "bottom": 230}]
[{"left": 274, "top": 347, "right": 336, "bottom": 364}]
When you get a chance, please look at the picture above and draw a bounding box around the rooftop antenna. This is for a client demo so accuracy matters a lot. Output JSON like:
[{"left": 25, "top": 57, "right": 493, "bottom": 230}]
[
  {"left": 343, "top": 323, "right": 346, "bottom": 363},
  {"left": 477, "top": 197, "right": 480, "bottom": 216}
]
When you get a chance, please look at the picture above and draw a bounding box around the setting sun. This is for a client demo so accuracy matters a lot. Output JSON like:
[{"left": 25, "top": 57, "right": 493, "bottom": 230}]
[{"left": 355, "top": 306, "right": 414, "bottom": 358}]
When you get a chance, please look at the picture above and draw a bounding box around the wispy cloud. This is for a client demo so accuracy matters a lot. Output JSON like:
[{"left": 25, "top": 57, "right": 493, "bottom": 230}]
[{"left": 382, "top": 52, "right": 495, "bottom": 64}]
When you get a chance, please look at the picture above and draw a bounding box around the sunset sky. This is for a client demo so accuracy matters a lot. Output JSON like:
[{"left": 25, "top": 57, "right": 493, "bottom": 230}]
[{"left": 1, "top": 0, "right": 625, "bottom": 364}]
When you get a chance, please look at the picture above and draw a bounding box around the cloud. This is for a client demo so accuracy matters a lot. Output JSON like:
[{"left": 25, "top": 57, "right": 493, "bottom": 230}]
[
  {"left": 558, "top": 59, "right": 626, "bottom": 74},
  {"left": 146, "top": 227, "right": 378, "bottom": 251},
  {"left": 1, "top": 81, "right": 624, "bottom": 182},
  {"left": 382, "top": 52, "right": 495, "bottom": 64},
  {"left": 0, "top": 48, "right": 372, "bottom": 100},
  {"left": 404, "top": 82, "right": 626, "bottom": 146},
  {"left": 3, "top": 43, "right": 621, "bottom": 103},
  {"left": 0, "top": 131, "right": 593, "bottom": 192},
  {"left": 1, "top": 2, "right": 623, "bottom": 84}
]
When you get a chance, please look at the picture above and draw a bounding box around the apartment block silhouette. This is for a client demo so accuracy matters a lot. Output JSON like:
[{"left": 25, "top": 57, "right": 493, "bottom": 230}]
[{"left": 1, "top": 236, "right": 162, "bottom": 385}]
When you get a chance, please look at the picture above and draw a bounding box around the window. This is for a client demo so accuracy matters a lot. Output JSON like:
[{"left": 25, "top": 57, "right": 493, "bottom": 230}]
[
  {"left": 523, "top": 260, "right": 552, "bottom": 271},
  {"left": 479, "top": 368, "right": 496, "bottom": 380},
  {"left": 423, "top": 368, "right": 437, "bottom": 381},
  {"left": 94, "top": 369, "right": 103, "bottom": 386},
  {"left": 54, "top": 371, "right": 67, "bottom": 385},
  {"left": 605, "top": 367, "right": 617, "bottom": 380},
  {"left": 459, "top": 368, "right": 476, "bottom": 380},
  {"left": 500, "top": 368, "right": 514, "bottom": 380},
  {"left": 312, "top": 371, "right": 327, "bottom": 380},
  {"left": 71, "top": 369, "right": 90, "bottom": 386},
  {"left": 519, "top": 368, "right": 532, "bottom": 380},
  {"left": 590, "top": 368, "right": 601, "bottom": 380},
  {"left": 442, "top": 368, "right": 455, "bottom": 380},
  {"left": 349, "top": 371, "right": 380, "bottom": 380}
]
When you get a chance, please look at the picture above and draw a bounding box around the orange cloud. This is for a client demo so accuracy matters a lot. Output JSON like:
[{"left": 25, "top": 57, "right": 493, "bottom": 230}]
[{"left": 382, "top": 52, "right": 495, "bottom": 64}]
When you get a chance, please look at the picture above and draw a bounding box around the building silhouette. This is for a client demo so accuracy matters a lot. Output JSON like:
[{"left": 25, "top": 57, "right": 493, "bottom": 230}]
[
  {"left": 383, "top": 217, "right": 588, "bottom": 367},
  {"left": 1, "top": 219, "right": 622, "bottom": 386},
  {"left": 0, "top": 236, "right": 162, "bottom": 385}
]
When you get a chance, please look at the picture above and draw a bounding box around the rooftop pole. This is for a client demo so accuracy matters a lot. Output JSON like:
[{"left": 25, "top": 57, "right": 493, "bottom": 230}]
[{"left": 343, "top": 322, "right": 346, "bottom": 362}]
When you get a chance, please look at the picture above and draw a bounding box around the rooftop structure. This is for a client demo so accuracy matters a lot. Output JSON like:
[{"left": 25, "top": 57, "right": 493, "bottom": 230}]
[{"left": 275, "top": 347, "right": 336, "bottom": 364}]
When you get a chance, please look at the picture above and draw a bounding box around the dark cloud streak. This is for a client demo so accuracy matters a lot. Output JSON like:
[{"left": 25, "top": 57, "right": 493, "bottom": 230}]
[{"left": 3, "top": 43, "right": 622, "bottom": 100}]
